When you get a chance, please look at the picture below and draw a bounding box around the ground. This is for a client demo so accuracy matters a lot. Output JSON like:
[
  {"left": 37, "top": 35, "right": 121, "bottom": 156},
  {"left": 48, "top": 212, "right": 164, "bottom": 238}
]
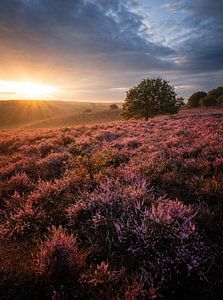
[{"left": 0, "top": 109, "right": 222, "bottom": 299}]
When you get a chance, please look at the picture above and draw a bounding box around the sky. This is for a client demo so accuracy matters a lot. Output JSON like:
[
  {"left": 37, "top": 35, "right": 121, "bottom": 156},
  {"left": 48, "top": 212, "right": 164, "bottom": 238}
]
[{"left": 0, "top": 0, "right": 223, "bottom": 101}]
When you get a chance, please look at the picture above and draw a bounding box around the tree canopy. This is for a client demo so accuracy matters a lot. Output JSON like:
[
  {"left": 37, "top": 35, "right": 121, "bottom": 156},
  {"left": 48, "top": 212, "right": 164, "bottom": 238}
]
[
  {"left": 187, "top": 86, "right": 223, "bottom": 108},
  {"left": 208, "top": 87, "right": 223, "bottom": 99},
  {"left": 187, "top": 91, "right": 207, "bottom": 108},
  {"left": 109, "top": 104, "right": 119, "bottom": 110},
  {"left": 122, "top": 78, "right": 183, "bottom": 120}
]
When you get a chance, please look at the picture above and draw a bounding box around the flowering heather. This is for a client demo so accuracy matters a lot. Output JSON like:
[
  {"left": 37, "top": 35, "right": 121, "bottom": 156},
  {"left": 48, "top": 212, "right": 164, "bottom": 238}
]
[
  {"left": 38, "top": 151, "right": 72, "bottom": 180},
  {"left": 0, "top": 109, "right": 223, "bottom": 299},
  {"left": 0, "top": 200, "right": 46, "bottom": 241},
  {"left": 4, "top": 171, "right": 34, "bottom": 197},
  {"left": 37, "top": 226, "right": 77, "bottom": 279}
]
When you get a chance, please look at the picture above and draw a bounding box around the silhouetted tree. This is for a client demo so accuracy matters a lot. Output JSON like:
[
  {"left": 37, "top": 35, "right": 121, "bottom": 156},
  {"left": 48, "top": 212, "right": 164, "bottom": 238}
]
[
  {"left": 122, "top": 78, "right": 183, "bottom": 120},
  {"left": 208, "top": 87, "right": 223, "bottom": 100},
  {"left": 109, "top": 104, "right": 119, "bottom": 110},
  {"left": 199, "top": 96, "right": 216, "bottom": 107},
  {"left": 84, "top": 109, "right": 92, "bottom": 113},
  {"left": 187, "top": 91, "right": 207, "bottom": 108},
  {"left": 217, "top": 95, "right": 223, "bottom": 107}
]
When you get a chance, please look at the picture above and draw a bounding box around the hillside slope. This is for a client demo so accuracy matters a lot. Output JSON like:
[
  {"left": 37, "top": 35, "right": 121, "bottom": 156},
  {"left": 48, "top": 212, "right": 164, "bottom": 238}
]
[
  {"left": 0, "top": 100, "right": 121, "bottom": 129},
  {"left": 0, "top": 109, "right": 223, "bottom": 299},
  {"left": 23, "top": 109, "right": 122, "bottom": 129}
]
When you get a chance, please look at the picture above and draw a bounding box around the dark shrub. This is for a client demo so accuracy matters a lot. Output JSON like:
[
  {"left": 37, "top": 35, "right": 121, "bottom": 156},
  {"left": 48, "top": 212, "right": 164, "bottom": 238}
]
[
  {"left": 217, "top": 95, "right": 223, "bottom": 107},
  {"left": 187, "top": 91, "right": 207, "bottom": 107},
  {"left": 109, "top": 104, "right": 119, "bottom": 110},
  {"left": 207, "top": 86, "right": 223, "bottom": 99},
  {"left": 200, "top": 95, "right": 217, "bottom": 107},
  {"left": 84, "top": 109, "right": 92, "bottom": 113}
]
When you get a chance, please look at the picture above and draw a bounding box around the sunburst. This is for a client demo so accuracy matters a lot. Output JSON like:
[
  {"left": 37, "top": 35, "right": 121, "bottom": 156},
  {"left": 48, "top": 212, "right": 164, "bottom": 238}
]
[{"left": 0, "top": 80, "right": 59, "bottom": 99}]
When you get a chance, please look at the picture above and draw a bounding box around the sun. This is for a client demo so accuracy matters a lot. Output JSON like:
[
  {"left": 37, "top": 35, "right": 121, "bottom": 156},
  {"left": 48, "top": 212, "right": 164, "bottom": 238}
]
[
  {"left": 18, "top": 82, "right": 58, "bottom": 99},
  {"left": 0, "top": 80, "right": 59, "bottom": 99}
]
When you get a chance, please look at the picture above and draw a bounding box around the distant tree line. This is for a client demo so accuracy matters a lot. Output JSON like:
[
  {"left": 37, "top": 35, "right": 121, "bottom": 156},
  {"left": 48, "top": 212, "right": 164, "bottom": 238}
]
[
  {"left": 187, "top": 87, "right": 223, "bottom": 108},
  {"left": 109, "top": 104, "right": 119, "bottom": 110}
]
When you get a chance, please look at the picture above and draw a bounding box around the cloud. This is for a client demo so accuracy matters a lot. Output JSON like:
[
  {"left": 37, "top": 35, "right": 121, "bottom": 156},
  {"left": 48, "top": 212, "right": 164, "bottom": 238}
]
[
  {"left": 182, "top": 0, "right": 223, "bottom": 22},
  {"left": 0, "top": 0, "right": 222, "bottom": 100},
  {"left": 0, "top": 0, "right": 175, "bottom": 75},
  {"left": 163, "top": 0, "right": 223, "bottom": 73}
]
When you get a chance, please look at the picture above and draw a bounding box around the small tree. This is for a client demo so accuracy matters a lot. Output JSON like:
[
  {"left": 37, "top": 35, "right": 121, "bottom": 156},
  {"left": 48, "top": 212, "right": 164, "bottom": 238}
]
[
  {"left": 84, "top": 109, "right": 92, "bottom": 113},
  {"left": 122, "top": 78, "right": 183, "bottom": 120},
  {"left": 187, "top": 91, "right": 207, "bottom": 108},
  {"left": 109, "top": 104, "right": 119, "bottom": 110}
]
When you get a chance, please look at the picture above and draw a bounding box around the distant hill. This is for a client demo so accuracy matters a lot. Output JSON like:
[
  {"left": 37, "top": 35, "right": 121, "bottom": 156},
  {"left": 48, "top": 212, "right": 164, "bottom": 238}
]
[{"left": 0, "top": 100, "right": 122, "bottom": 129}]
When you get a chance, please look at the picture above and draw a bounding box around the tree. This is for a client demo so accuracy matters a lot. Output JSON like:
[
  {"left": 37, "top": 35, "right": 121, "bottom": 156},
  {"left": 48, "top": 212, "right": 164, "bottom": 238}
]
[
  {"left": 122, "top": 78, "right": 183, "bottom": 120},
  {"left": 217, "top": 95, "right": 223, "bottom": 107},
  {"left": 84, "top": 109, "right": 92, "bottom": 113},
  {"left": 187, "top": 91, "right": 207, "bottom": 108},
  {"left": 199, "top": 95, "right": 216, "bottom": 107},
  {"left": 200, "top": 86, "right": 223, "bottom": 107},
  {"left": 109, "top": 104, "right": 119, "bottom": 110},
  {"left": 208, "top": 87, "right": 223, "bottom": 100}
]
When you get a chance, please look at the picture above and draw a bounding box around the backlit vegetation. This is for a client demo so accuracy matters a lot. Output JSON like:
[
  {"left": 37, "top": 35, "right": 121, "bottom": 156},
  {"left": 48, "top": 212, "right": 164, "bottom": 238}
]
[{"left": 0, "top": 109, "right": 223, "bottom": 299}]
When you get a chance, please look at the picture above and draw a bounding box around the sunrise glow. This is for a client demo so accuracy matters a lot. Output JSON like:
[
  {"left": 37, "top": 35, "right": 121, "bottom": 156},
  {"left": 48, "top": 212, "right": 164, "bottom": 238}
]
[{"left": 0, "top": 80, "right": 59, "bottom": 99}]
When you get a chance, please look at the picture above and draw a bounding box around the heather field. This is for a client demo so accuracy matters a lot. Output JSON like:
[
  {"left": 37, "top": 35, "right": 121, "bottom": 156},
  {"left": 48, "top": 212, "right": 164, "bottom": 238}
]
[{"left": 0, "top": 109, "right": 223, "bottom": 299}]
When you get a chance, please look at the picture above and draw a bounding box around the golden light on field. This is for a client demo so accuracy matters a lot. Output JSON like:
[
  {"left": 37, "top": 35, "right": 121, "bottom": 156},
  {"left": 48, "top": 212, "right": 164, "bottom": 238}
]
[{"left": 0, "top": 80, "right": 59, "bottom": 99}]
